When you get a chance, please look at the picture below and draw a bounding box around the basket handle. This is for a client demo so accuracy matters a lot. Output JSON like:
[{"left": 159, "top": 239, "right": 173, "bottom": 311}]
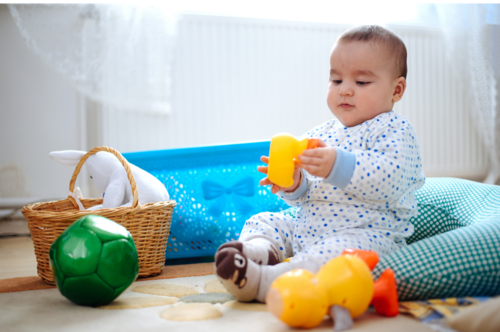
[{"left": 68, "top": 146, "right": 139, "bottom": 208}]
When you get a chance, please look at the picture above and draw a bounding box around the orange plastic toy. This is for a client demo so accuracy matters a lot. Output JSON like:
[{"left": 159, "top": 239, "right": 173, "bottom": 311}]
[
  {"left": 266, "top": 249, "right": 399, "bottom": 330},
  {"left": 267, "top": 133, "right": 320, "bottom": 188}
]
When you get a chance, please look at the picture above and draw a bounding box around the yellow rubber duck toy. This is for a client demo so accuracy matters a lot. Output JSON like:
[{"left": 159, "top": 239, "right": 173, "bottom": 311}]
[
  {"left": 267, "top": 133, "right": 320, "bottom": 188},
  {"left": 266, "top": 249, "right": 399, "bottom": 331}
]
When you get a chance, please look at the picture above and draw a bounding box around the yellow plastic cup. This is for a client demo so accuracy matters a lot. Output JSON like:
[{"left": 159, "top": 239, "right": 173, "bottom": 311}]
[{"left": 267, "top": 133, "right": 319, "bottom": 188}]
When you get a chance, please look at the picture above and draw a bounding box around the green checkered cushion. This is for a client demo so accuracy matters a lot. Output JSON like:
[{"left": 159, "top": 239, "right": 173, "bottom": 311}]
[
  {"left": 374, "top": 177, "right": 500, "bottom": 300},
  {"left": 374, "top": 219, "right": 500, "bottom": 300},
  {"left": 406, "top": 177, "right": 500, "bottom": 244}
]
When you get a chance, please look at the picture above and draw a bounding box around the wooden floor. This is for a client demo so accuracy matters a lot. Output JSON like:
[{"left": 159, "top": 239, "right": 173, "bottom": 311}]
[{"left": 0, "top": 220, "right": 38, "bottom": 279}]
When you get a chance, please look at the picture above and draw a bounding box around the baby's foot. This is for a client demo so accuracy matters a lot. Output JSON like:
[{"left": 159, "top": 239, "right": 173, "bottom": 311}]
[
  {"left": 217, "top": 238, "right": 280, "bottom": 266},
  {"left": 215, "top": 247, "right": 261, "bottom": 302}
]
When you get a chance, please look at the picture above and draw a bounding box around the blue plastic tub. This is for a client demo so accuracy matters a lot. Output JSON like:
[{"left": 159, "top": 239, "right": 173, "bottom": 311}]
[{"left": 122, "top": 141, "right": 289, "bottom": 260}]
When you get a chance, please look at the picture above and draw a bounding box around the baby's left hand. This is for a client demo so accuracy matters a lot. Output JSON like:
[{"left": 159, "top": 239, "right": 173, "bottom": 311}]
[{"left": 297, "top": 139, "right": 337, "bottom": 178}]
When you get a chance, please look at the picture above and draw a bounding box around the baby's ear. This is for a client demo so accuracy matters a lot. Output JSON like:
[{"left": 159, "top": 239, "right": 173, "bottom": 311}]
[
  {"left": 392, "top": 76, "right": 407, "bottom": 103},
  {"left": 49, "top": 150, "right": 86, "bottom": 166}
]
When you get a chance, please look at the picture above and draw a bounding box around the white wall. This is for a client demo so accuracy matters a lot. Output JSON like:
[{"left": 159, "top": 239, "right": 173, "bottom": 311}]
[
  {"left": 0, "top": 4, "right": 87, "bottom": 200},
  {"left": 0, "top": 6, "right": 489, "bottom": 201}
]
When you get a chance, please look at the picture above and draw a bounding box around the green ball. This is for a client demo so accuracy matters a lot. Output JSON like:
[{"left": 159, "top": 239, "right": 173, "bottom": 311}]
[{"left": 49, "top": 215, "right": 139, "bottom": 307}]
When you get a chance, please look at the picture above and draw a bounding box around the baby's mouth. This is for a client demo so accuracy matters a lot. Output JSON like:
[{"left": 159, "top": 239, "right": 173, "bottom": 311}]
[{"left": 339, "top": 103, "right": 354, "bottom": 109}]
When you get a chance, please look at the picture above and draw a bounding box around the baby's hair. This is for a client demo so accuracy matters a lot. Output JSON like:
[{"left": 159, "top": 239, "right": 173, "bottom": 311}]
[{"left": 337, "top": 25, "right": 407, "bottom": 79}]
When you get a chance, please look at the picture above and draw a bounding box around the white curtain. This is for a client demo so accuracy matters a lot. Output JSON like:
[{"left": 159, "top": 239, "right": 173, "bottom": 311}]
[
  {"left": 8, "top": 4, "right": 178, "bottom": 115},
  {"left": 431, "top": 4, "right": 500, "bottom": 184}
]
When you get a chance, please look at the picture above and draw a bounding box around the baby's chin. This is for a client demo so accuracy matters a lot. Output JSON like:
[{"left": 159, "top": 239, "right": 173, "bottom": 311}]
[
  {"left": 335, "top": 110, "right": 390, "bottom": 127},
  {"left": 335, "top": 115, "right": 365, "bottom": 128},
  {"left": 337, "top": 119, "right": 363, "bottom": 128}
]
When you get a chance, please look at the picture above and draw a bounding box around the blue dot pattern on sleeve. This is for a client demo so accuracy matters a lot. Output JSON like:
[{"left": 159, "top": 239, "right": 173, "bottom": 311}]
[{"left": 240, "top": 111, "right": 425, "bottom": 264}]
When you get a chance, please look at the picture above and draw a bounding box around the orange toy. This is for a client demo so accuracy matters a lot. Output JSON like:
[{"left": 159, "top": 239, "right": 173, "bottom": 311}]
[
  {"left": 266, "top": 249, "right": 399, "bottom": 331},
  {"left": 267, "top": 133, "right": 320, "bottom": 188}
]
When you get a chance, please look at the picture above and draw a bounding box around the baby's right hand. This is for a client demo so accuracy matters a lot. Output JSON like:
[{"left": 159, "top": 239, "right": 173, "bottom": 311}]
[{"left": 258, "top": 156, "right": 301, "bottom": 194}]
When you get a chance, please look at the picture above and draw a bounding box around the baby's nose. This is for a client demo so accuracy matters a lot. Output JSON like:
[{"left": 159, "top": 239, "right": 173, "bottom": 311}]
[
  {"left": 339, "top": 87, "right": 353, "bottom": 96},
  {"left": 339, "top": 83, "right": 354, "bottom": 96}
]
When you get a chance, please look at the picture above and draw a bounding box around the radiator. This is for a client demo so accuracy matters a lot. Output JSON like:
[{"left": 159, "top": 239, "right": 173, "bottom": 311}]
[{"left": 96, "top": 14, "right": 488, "bottom": 180}]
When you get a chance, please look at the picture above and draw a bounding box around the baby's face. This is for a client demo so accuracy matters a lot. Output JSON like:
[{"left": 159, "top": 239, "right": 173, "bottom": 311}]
[{"left": 327, "top": 41, "right": 403, "bottom": 127}]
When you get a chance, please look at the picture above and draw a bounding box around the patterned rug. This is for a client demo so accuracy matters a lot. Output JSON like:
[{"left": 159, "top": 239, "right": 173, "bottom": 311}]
[{"left": 0, "top": 273, "right": 433, "bottom": 332}]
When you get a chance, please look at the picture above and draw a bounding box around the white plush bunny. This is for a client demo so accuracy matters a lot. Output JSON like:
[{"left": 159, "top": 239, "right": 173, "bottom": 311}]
[{"left": 49, "top": 150, "right": 169, "bottom": 209}]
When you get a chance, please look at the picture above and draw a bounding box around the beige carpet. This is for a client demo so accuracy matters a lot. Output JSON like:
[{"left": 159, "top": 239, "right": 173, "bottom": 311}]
[
  {"left": 0, "top": 222, "right": 434, "bottom": 332},
  {"left": 0, "top": 262, "right": 216, "bottom": 293},
  {"left": 0, "top": 274, "right": 434, "bottom": 332},
  {"left": 0, "top": 221, "right": 37, "bottom": 280}
]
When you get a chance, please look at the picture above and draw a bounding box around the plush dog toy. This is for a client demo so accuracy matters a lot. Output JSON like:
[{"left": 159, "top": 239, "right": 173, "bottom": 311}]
[{"left": 50, "top": 150, "right": 169, "bottom": 209}]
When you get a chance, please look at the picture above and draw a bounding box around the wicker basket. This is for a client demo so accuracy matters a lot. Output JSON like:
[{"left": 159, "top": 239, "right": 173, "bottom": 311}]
[{"left": 21, "top": 146, "right": 176, "bottom": 285}]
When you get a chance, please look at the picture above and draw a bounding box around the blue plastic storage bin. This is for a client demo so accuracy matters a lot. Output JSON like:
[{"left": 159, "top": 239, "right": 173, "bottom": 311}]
[{"left": 122, "top": 141, "right": 290, "bottom": 260}]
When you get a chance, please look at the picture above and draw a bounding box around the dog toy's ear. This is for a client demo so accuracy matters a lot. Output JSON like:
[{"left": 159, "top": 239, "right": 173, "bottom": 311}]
[{"left": 49, "top": 150, "right": 87, "bottom": 166}]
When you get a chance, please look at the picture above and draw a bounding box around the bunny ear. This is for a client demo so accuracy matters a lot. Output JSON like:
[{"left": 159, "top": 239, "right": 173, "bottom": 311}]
[{"left": 49, "top": 150, "right": 87, "bottom": 166}]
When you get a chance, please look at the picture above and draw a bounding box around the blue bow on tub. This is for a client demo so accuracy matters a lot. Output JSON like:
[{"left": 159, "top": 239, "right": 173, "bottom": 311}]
[{"left": 202, "top": 176, "right": 255, "bottom": 216}]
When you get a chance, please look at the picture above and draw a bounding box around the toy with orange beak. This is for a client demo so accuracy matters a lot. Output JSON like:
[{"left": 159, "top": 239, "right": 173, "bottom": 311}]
[
  {"left": 267, "top": 133, "right": 320, "bottom": 188},
  {"left": 265, "top": 249, "right": 399, "bottom": 331}
]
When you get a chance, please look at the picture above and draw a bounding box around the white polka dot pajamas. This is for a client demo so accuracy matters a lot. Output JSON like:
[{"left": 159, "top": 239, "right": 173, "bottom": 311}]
[{"left": 240, "top": 111, "right": 425, "bottom": 265}]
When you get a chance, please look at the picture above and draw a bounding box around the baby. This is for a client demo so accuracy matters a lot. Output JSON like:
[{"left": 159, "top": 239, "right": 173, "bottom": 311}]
[{"left": 215, "top": 25, "right": 425, "bottom": 302}]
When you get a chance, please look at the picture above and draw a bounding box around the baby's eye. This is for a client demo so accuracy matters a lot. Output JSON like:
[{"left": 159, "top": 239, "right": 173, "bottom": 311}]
[
  {"left": 357, "top": 81, "right": 370, "bottom": 86},
  {"left": 331, "top": 79, "right": 342, "bottom": 85}
]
